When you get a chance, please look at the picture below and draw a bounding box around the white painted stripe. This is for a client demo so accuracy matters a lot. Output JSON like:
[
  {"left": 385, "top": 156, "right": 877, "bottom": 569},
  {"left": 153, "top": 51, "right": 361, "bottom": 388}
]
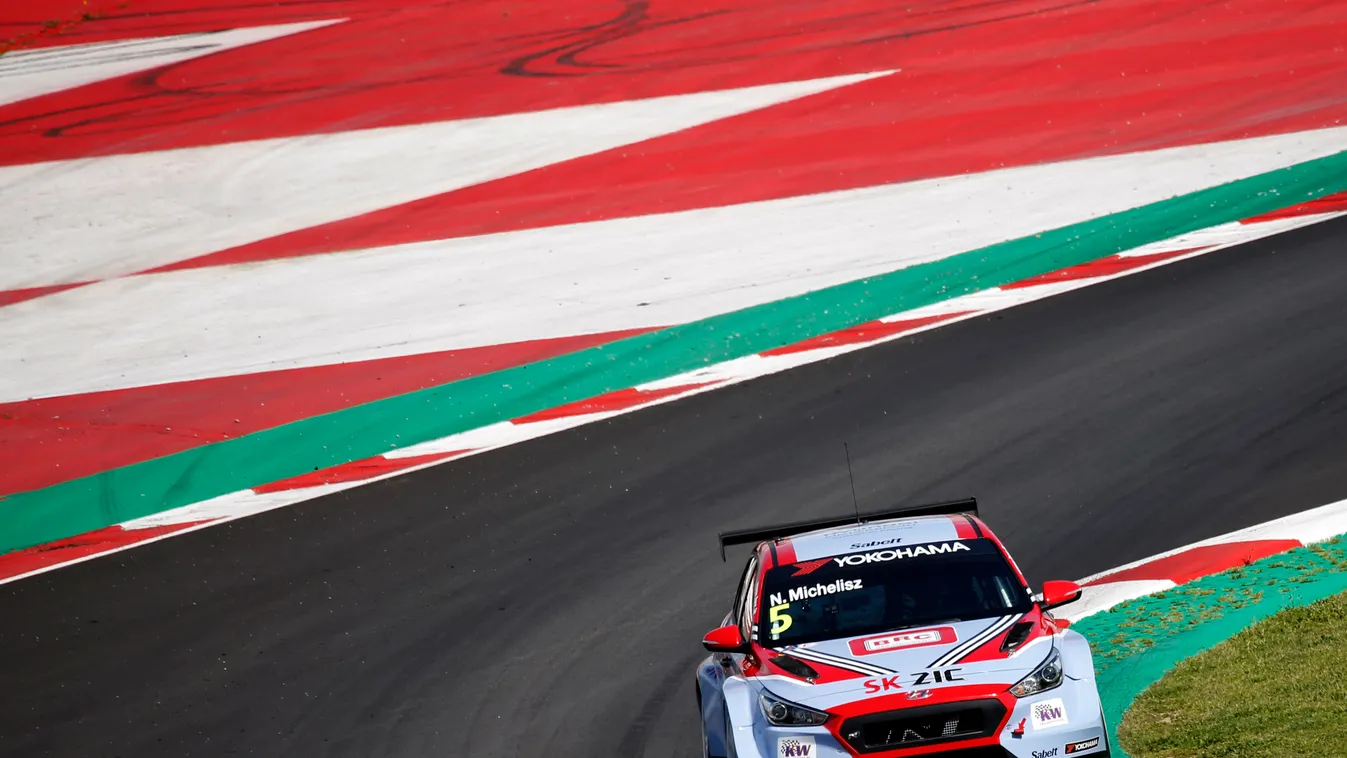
[
  {"left": 6, "top": 127, "right": 1347, "bottom": 402},
  {"left": 0, "top": 71, "right": 885, "bottom": 291},
  {"left": 0, "top": 21, "right": 343, "bottom": 107},
  {"left": 1078, "top": 497, "right": 1347, "bottom": 586},
  {"left": 120, "top": 481, "right": 369, "bottom": 529},
  {"left": 1116, "top": 213, "right": 1345, "bottom": 257},
  {"left": 782, "top": 647, "right": 894, "bottom": 677},
  {"left": 3, "top": 209, "right": 1342, "bottom": 588},
  {"left": 382, "top": 418, "right": 603, "bottom": 459},
  {"left": 930, "top": 614, "right": 1017, "bottom": 667}
]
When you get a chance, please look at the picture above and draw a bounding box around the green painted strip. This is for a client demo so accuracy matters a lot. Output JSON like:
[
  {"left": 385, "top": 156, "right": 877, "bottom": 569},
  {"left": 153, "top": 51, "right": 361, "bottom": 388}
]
[
  {"left": 3, "top": 151, "right": 1347, "bottom": 554},
  {"left": 1073, "top": 537, "right": 1347, "bottom": 758}
]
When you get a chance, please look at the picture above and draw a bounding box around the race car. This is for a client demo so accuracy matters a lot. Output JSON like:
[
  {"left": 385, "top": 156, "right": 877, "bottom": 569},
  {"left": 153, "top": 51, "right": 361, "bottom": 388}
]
[{"left": 694, "top": 498, "right": 1108, "bottom": 758}]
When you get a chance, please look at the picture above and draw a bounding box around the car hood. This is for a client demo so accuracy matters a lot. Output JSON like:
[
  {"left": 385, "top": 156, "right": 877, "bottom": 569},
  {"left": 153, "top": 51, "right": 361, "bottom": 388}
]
[{"left": 755, "top": 614, "right": 1055, "bottom": 710}]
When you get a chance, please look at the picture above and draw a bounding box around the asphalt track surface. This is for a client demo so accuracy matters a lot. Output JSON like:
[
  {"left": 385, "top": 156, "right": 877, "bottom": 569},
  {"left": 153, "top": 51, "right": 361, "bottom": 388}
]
[{"left": 3, "top": 217, "right": 1347, "bottom": 757}]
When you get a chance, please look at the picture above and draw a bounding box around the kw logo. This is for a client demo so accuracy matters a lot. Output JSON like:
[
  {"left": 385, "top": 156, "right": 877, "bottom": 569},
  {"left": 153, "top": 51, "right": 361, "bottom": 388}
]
[{"left": 778, "top": 737, "right": 814, "bottom": 756}]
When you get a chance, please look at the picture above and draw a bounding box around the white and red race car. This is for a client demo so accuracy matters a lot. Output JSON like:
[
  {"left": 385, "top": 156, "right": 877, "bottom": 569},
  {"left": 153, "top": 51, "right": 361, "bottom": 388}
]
[{"left": 695, "top": 499, "right": 1108, "bottom": 758}]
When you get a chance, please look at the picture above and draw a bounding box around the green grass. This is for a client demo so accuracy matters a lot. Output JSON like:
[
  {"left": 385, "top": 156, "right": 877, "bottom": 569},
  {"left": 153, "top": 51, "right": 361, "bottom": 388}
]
[{"left": 1118, "top": 588, "right": 1347, "bottom": 758}]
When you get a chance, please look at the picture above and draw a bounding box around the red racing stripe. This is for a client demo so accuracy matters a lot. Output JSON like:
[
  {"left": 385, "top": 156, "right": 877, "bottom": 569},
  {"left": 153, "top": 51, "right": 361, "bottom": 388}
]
[
  {"left": 0, "top": 283, "right": 87, "bottom": 307},
  {"left": 1085, "top": 540, "right": 1303, "bottom": 586},
  {"left": 252, "top": 452, "right": 466, "bottom": 493},
  {"left": 761, "top": 314, "right": 971, "bottom": 357},
  {"left": 1240, "top": 190, "right": 1347, "bottom": 223},
  {"left": 6, "top": 0, "right": 1345, "bottom": 272},
  {"left": 0, "top": 327, "right": 655, "bottom": 497},
  {"left": 0, "top": 521, "right": 208, "bottom": 582},
  {"left": 512, "top": 382, "right": 717, "bottom": 423},
  {"left": 160, "top": 22, "right": 1347, "bottom": 270},
  {"left": 1000, "top": 249, "right": 1204, "bottom": 289}
]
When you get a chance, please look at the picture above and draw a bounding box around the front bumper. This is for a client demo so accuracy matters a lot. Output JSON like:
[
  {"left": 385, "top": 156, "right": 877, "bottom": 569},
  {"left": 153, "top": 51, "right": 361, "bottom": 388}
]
[{"left": 731, "top": 682, "right": 1107, "bottom": 758}]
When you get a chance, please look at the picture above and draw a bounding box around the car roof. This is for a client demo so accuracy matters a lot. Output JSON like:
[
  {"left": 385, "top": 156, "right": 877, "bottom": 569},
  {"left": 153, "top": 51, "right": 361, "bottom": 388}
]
[{"left": 776, "top": 513, "right": 982, "bottom": 563}]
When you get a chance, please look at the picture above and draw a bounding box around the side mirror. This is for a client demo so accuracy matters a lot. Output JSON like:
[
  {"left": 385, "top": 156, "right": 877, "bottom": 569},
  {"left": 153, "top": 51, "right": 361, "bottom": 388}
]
[
  {"left": 1038, "top": 580, "right": 1083, "bottom": 610},
  {"left": 703, "top": 625, "right": 750, "bottom": 653}
]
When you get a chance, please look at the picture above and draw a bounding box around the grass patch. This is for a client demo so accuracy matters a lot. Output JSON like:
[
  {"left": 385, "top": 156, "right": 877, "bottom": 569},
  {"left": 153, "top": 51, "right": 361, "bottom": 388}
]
[{"left": 1118, "top": 589, "right": 1347, "bottom": 757}]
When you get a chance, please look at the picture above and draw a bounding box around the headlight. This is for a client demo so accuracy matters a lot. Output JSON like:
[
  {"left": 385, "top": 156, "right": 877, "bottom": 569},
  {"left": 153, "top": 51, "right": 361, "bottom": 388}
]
[
  {"left": 1009, "top": 648, "right": 1064, "bottom": 698},
  {"left": 759, "top": 691, "right": 830, "bottom": 726}
]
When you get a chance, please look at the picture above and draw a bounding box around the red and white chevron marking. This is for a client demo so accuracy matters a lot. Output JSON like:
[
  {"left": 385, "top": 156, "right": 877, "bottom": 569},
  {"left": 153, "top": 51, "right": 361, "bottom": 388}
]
[
  {"left": 1064, "top": 496, "right": 1347, "bottom": 621},
  {"left": 2, "top": 198, "right": 1343, "bottom": 585}
]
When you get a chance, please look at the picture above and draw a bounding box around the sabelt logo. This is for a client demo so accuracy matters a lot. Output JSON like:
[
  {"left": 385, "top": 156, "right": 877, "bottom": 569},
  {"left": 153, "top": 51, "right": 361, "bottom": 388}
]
[
  {"left": 833, "top": 541, "right": 971, "bottom": 567},
  {"left": 849, "top": 536, "right": 903, "bottom": 550},
  {"left": 1065, "top": 737, "right": 1100, "bottom": 754},
  {"left": 1031, "top": 749, "right": 1058, "bottom": 758},
  {"left": 848, "top": 626, "right": 957, "bottom": 656}
]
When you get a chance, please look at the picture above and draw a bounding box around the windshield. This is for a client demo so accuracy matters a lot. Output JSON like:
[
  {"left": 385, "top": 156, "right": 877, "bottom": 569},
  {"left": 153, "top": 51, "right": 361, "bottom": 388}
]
[{"left": 758, "top": 539, "right": 1031, "bottom": 647}]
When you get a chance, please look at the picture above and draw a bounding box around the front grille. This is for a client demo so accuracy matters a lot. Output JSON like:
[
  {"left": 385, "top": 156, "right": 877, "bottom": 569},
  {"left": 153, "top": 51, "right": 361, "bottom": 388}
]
[
  {"left": 839, "top": 700, "right": 1006, "bottom": 753},
  {"left": 909, "top": 748, "right": 1012, "bottom": 758}
]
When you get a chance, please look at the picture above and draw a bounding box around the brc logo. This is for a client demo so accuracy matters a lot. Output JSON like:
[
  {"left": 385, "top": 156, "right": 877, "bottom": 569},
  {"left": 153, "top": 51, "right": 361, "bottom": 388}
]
[
  {"left": 778, "top": 736, "right": 815, "bottom": 757},
  {"left": 848, "top": 626, "right": 956, "bottom": 656}
]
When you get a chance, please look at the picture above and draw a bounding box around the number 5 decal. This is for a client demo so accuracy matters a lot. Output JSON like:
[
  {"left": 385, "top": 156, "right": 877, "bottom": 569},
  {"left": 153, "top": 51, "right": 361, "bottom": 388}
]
[{"left": 769, "top": 603, "right": 793, "bottom": 636}]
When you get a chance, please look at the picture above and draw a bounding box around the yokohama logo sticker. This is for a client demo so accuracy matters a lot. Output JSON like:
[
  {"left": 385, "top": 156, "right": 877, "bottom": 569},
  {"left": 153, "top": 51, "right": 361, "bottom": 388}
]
[
  {"left": 1065, "top": 737, "right": 1100, "bottom": 753},
  {"left": 848, "top": 626, "right": 957, "bottom": 656},
  {"left": 833, "top": 541, "right": 970, "bottom": 566}
]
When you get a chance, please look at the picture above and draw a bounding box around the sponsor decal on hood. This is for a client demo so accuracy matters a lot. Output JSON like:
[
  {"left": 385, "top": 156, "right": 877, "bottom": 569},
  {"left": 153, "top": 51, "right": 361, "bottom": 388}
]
[
  {"left": 848, "top": 536, "right": 903, "bottom": 550},
  {"left": 1030, "top": 697, "right": 1069, "bottom": 730},
  {"left": 848, "top": 626, "right": 957, "bottom": 656},
  {"left": 832, "top": 541, "right": 971, "bottom": 567},
  {"left": 790, "top": 558, "right": 833, "bottom": 577},
  {"left": 1065, "top": 737, "right": 1101, "bottom": 753},
  {"left": 777, "top": 736, "right": 815, "bottom": 757}
]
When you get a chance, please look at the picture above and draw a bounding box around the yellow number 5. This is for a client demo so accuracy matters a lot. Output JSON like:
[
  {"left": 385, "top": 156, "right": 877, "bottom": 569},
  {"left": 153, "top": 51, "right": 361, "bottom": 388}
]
[{"left": 769, "top": 603, "right": 793, "bottom": 636}]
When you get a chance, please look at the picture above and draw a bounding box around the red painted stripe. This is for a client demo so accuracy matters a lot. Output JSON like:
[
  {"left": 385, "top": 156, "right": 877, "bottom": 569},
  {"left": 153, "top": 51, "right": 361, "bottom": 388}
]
[
  {"left": 1001, "top": 249, "right": 1204, "bottom": 290},
  {"left": 761, "top": 314, "right": 970, "bottom": 357},
  {"left": 2, "top": 0, "right": 1343, "bottom": 201},
  {"left": 773, "top": 539, "right": 798, "bottom": 568},
  {"left": 513, "top": 382, "right": 717, "bottom": 424},
  {"left": 0, "top": 327, "right": 654, "bottom": 496},
  {"left": 1240, "top": 190, "right": 1347, "bottom": 223},
  {"left": 0, "top": 521, "right": 207, "bottom": 582},
  {"left": 252, "top": 452, "right": 465, "bottom": 493},
  {"left": 1086, "top": 540, "right": 1303, "bottom": 586},
  {"left": 0, "top": 282, "right": 86, "bottom": 307},
  {"left": 144, "top": 4, "right": 1347, "bottom": 271},
  {"left": 951, "top": 515, "right": 978, "bottom": 540}
]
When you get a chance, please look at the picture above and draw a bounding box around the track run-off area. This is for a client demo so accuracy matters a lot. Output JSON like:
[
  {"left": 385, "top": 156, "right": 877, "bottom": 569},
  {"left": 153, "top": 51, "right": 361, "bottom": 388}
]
[{"left": 2, "top": 0, "right": 1347, "bottom": 755}]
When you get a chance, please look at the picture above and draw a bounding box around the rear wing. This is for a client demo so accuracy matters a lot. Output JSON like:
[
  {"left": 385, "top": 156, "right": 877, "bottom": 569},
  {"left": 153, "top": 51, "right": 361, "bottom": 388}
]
[{"left": 717, "top": 497, "right": 978, "bottom": 561}]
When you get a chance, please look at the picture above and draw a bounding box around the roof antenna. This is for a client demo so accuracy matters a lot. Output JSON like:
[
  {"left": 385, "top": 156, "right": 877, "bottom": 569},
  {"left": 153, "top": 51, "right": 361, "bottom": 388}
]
[{"left": 843, "top": 442, "right": 861, "bottom": 524}]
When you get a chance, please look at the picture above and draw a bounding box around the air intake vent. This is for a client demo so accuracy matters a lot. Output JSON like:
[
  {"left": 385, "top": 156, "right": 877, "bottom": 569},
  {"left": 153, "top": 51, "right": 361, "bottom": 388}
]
[
  {"left": 770, "top": 654, "right": 819, "bottom": 681},
  {"left": 1000, "top": 621, "right": 1034, "bottom": 652}
]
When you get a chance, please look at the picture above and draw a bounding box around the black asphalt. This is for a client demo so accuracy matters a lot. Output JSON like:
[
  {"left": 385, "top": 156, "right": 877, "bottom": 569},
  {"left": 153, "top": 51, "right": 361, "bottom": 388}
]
[{"left": 2, "top": 217, "right": 1346, "bottom": 757}]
